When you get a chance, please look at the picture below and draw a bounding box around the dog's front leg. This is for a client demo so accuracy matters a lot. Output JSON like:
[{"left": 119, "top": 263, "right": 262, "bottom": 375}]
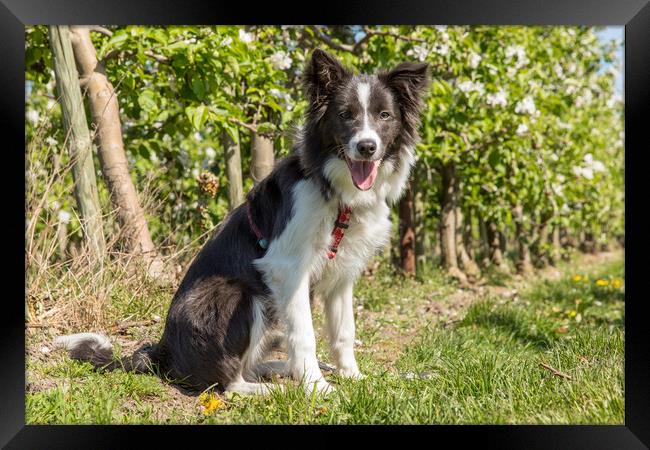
[
  {"left": 271, "top": 270, "right": 331, "bottom": 395},
  {"left": 324, "top": 280, "right": 363, "bottom": 379}
]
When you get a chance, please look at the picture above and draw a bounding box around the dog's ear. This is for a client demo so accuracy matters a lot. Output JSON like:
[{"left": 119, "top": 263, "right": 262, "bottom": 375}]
[
  {"left": 302, "top": 49, "right": 352, "bottom": 107},
  {"left": 380, "top": 62, "right": 430, "bottom": 115}
]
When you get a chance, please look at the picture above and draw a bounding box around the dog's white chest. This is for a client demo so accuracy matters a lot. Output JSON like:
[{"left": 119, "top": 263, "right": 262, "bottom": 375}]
[{"left": 314, "top": 200, "right": 391, "bottom": 291}]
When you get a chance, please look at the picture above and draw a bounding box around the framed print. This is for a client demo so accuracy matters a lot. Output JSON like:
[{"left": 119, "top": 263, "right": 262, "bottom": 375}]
[{"left": 5, "top": 0, "right": 649, "bottom": 447}]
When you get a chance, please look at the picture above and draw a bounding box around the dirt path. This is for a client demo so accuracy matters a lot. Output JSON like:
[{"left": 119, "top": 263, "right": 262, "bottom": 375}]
[{"left": 350, "top": 249, "right": 623, "bottom": 369}]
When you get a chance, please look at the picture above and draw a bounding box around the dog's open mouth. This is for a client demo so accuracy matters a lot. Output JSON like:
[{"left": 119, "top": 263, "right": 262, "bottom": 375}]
[{"left": 345, "top": 157, "right": 380, "bottom": 191}]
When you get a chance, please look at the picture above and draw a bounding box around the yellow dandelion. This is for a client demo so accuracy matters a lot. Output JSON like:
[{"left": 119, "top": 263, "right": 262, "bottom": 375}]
[
  {"left": 612, "top": 279, "right": 623, "bottom": 289},
  {"left": 596, "top": 279, "right": 610, "bottom": 287},
  {"left": 572, "top": 275, "right": 582, "bottom": 282},
  {"left": 567, "top": 310, "right": 577, "bottom": 318},
  {"left": 200, "top": 392, "right": 224, "bottom": 415}
]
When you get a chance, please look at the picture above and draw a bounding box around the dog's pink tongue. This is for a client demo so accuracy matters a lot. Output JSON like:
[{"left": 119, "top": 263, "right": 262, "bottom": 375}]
[{"left": 349, "top": 159, "right": 380, "bottom": 191}]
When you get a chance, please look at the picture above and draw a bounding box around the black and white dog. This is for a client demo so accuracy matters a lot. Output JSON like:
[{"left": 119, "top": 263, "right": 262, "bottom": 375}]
[{"left": 55, "top": 49, "right": 429, "bottom": 396}]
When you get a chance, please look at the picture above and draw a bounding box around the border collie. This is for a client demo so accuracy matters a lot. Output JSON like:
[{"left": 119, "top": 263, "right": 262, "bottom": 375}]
[{"left": 55, "top": 49, "right": 429, "bottom": 396}]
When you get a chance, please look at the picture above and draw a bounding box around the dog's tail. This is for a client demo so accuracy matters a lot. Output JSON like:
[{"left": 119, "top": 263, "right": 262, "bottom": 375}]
[{"left": 54, "top": 332, "right": 158, "bottom": 374}]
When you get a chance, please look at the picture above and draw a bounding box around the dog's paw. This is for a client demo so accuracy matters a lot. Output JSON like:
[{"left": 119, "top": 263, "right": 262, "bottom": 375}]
[
  {"left": 338, "top": 367, "right": 365, "bottom": 380},
  {"left": 305, "top": 378, "right": 335, "bottom": 396}
]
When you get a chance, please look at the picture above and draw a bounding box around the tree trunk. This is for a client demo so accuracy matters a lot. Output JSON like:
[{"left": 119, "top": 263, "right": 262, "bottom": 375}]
[
  {"left": 250, "top": 132, "right": 275, "bottom": 185},
  {"left": 49, "top": 25, "right": 106, "bottom": 260},
  {"left": 535, "top": 217, "right": 551, "bottom": 267},
  {"left": 223, "top": 128, "right": 244, "bottom": 210},
  {"left": 398, "top": 181, "right": 416, "bottom": 276},
  {"left": 453, "top": 178, "right": 480, "bottom": 279},
  {"left": 478, "top": 215, "right": 491, "bottom": 267},
  {"left": 512, "top": 204, "right": 534, "bottom": 275},
  {"left": 439, "top": 162, "right": 467, "bottom": 283},
  {"left": 414, "top": 169, "right": 427, "bottom": 272},
  {"left": 68, "top": 26, "right": 165, "bottom": 277},
  {"left": 550, "top": 224, "right": 562, "bottom": 266},
  {"left": 486, "top": 220, "right": 508, "bottom": 271},
  {"left": 464, "top": 207, "right": 476, "bottom": 261}
]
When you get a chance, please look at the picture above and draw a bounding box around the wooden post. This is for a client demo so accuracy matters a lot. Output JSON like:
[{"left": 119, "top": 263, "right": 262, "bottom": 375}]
[
  {"left": 223, "top": 128, "right": 244, "bottom": 210},
  {"left": 68, "top": 26, "right": 166, "bottom": 278},
  {"left": 48, "top": 25, "right": 106, "bottom": 260},
  {"left": 250, "top": 132, "right": 275, "bottom": 185}
]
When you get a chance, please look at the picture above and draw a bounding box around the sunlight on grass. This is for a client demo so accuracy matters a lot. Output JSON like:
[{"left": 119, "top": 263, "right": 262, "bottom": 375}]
[{"left": 26, "top": 255, "right": 624, "bottom": 424}]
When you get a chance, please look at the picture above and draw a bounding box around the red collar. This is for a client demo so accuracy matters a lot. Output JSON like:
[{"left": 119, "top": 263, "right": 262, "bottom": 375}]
[
  {"left": 326, "top": 205, "right": 352, "bottom": 259},
  {"left": 247, "top": 202, "right": 352, "bottom": 259}
]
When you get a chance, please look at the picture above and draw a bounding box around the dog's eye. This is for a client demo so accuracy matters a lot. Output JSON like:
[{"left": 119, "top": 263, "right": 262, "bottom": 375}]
[
  {"left": 379, "top": 111, "right": 392, "bottom": 120},
  {"left": 339, "top": 110, "right": 352, "bottom": 120}
]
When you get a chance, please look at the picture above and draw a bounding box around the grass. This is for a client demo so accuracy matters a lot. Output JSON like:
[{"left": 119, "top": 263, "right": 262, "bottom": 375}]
[{"left": 25, "top": 251, "right": 624, "bottom": 424}]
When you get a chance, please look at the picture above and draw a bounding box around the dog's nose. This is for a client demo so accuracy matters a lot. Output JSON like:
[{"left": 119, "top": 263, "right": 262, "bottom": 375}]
[{"left": 356, "top": 139, "right": 377, "bottom": 157}]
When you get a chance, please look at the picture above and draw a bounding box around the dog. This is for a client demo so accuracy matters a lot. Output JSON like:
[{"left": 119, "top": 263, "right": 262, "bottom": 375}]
[{"left": 55, "top": 49, "right": 429, "bottom": 396}]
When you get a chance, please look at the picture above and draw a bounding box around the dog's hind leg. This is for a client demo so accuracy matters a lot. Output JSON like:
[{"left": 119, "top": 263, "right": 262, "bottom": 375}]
[{"left": 251, "top": 359, "right": 289, "bottom": 379}]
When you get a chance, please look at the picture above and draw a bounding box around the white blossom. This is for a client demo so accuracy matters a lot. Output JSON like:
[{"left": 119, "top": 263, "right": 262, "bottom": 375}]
[
  {"left": 238, "top": 29, "right": 254, "bottom": 44},
  {"left": 26, "top": 109, "right": 39, "bottom": 125},
  {"left": 193, "top": 131, "right": 203, "bottom": 142},
  {"left": 573, "top": 166, "right": 594, "bottom": 180},
  {"left": 607, "top": 93, "right": 622, "bottom": 108},
  {"left": 269, "top": 87, "right": 294, "bottom": 111},
  {"left": 550, "top": 153, "right": 559, "bottom": 162},
  {"left": 592, "top": 160, "right": 606, "bottom": 173},
  {"left": 486, "top": 89, "right": 508, "bottom": 107},
  {"left": 434, "top": 26, "right": 450, "bottom": 43},
  {"left": 468, "top": 52, "right": 482, "bottom": 68},
  {"left": 58, "top": 210, "right": 71, "bottom": 224},
  {"left": 407, "top": 44, "right": 429, "bottom": 61},
  {"left": 458, "top": 80, "right": 484, "bottom": 95},
  {"left": 516, "top": 123, "right": 529, "bottom": 135},
  {"left": 150, "top": 152, "right": 159, "bottom": 164},
  {"left": 432, "top": 43, "right": 449, "bottom": 56},
  {"left": 191, "top": 168, "right": 199, "bottom": 178},
  {"left": 220, "top": 36, "right": 233, "bottom": 47},
  {"left": 205, "top": 147, "right": 216, "bottom": 160},
  {"left": 554, "top": 63, "right": 564, "bottom": 79},
  {"left": 505, "top": 45, "right": 529, "bottom": 69},
  {"left": 575, "top": 89, "right": 593, "bottom": 107},
  {"left": 269, "top": 51, "right": 292, "bottom": 70},
  {"left": 515, "top": 96, "right": 537, "bottom": 115},
  {"left": 45, "top": 137, "right": 57, "bottom": 146}
]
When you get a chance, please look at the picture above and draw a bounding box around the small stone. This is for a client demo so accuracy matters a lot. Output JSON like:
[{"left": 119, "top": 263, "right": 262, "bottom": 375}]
[{"left": 40, "top": 346, "right": 50, "bottom": 354}]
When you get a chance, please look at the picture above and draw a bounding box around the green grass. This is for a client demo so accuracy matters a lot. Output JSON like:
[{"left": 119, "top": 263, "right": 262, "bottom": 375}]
[{"left": 26, "top": 253, "right": 624, "bottom": 424}]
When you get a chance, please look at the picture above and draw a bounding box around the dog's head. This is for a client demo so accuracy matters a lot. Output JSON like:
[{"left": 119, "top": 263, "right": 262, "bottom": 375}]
[{"left": 302, "top": 49, "right": 429, "bottom": 192}]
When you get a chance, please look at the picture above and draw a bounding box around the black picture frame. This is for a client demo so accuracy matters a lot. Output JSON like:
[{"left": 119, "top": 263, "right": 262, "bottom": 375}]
[{"left": 5, "top": 1, "right": 649, "bottom": 447}]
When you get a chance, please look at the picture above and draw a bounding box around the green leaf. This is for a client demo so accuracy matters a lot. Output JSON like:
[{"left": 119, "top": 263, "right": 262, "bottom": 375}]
[
  {"left": 138, "top": 90, "right": 158, "bottom": 111},
  {"left": 185, "top": 105, "right": 209, "bottom": 130}
]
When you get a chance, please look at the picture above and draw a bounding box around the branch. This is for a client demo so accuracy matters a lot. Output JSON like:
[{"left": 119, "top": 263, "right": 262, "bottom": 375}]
[
  {"left": 88, "top": 25, "right": 113, "bottom": 37},
  {"left": 100, "top": 48, "right": 170, "bottom": 65},
  {"left": 307, "top": 26, "right": 355, "bottom": 53},
  {"left": 308, "top": 26, "right": 428, "bottom": 55},
  {"left": 228, "top": 117, "right": 258, "bottom": 133}
]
